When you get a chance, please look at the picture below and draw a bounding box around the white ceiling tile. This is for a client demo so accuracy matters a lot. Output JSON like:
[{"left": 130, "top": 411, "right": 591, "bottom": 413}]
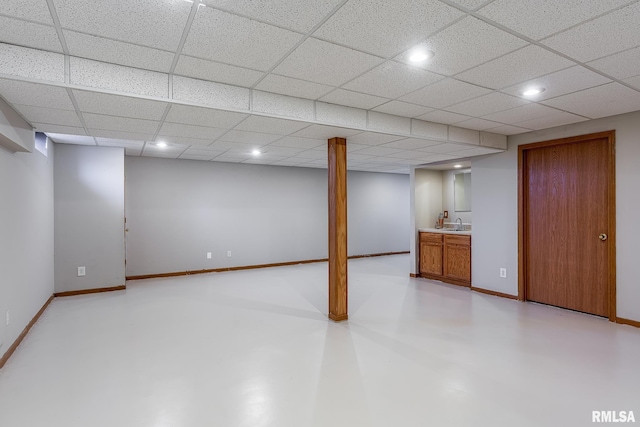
[
  {"left": 587, "top": 46, "right": 640, "bottom": 80},
  {"left": 201, "top": 0, "right": 343, "bottom": 32},
  {"left": 183, "top": 7, "right": 302, "bottom": 71},
  {"left": 400, "top": 78, "right": 492, "bottom": 108},
  {"left": 64, "top": 31, "right": 174, "bottom": 73},
  {"left": 411, "top": 120, "right": 448, "bottom": 139},
  {"left": 367, "top": 111, "right": 411, "bottom": 134},
  {"left": 159, "top": 122, "right": 226, "bottom": 140},
  {"left": 53, "top": 0, "right": 192, "bottom": 50},
  {"left": 314, "top": 0, "right": 462, "bottom": 57},
  {"left": 478, "top": 0, "right": 632, "bottom": 41},
  {"left": 73, "top": 91, "right": 168, "bottom": 121},
  {"left": 453, "top": 118, "right": 504, "bottom": 131},
  {"left": 624, "top": 75, "right": 640, "bottom": 90},
  {"left": 291, "top": 124, "right": 361, "bottom": 139},
  {"left": 220, "top": 130, "right": 282, "bottom": 144},
  {"left": 449, "top": 147, "right": 503, "bottom": 156},
  {"left": 398, "top": 17, "right": 527, "bottom": 76},
  {"left": 514, "top": 112, "right": 589, "bottom": 130},
  {"left": 255, "top": 75, "right": 334, "bottom": 100},
  {"left": 500, "top": 66, "right": 612, "bottom": 101},
  {"left": 541, "top": 82, "right": 640, "bottom": 119},
  {"left": 95, "top": 138, "right": 145, "bottom": 149},
  {"left": 0, "top": 43, "right": 64, "bottom": 82},
  {"left": 373, "top": 101, "right": 434, "bottom": 117},
  {"left": 243, "top": 155, "right": 288, "bottom": 164},
  {"left": 344, "top": 61, "right": 444, "bottom": 99},
  {"left": 70, "top": 57, "right": 168, "bottom": 98},
  {"left": 260, "top": 146, "right": 306, "bottom": 157},
  {"left": 542, "top": 2, "right": 640, "bottom": 62},
  {"left": 346, "top": 132, "right": 404, "bottom": 146},
  {"left": 345, "top": 143, "right": 371, "bottom": 152},
  {"left": 268, "top": 136, "right": 325, "bottom": 149},
  {"left": 12, "top": 105, "right": 82, "bottom": 127},
  {"left": 1, "top": 0, "right": 55, "bottom": 24},
  {"left": 0, "top": 16, "right": 63, "bottom": 53},
  {"left": 209, "top": 140, "right": 250, "bottom": 151},
  {"left": 36, "top": 124, "right": 86, "bottom": 135},
  {"left": 173, "top": 76, "right": 249, "bottom": 110},
  {"left": 419, "top": 143, "right": 476, "bottom": 154},
  {"left": 84, "top": 113, "right": 159, "bottom": 134},
  {"left": 382, "top": 137, "right": 443, "bottom": 150},
  {"left": 293, "top": 150, "right": 328, "bottom": 160},
  {"left": 482, "top": 103, "right": 563, "bottom": 124},
  {"left": 174, "top": 55, "right": 264, "bottom": 87},
  {"left": 252, "top": 91, "right": 315, "bottom": 120},
  {"left": 347, "top": 153, "right": 377, "bottom": 162},
  {"left": 270, "top": 159, "right": 312, "bottom": 167},
  {"left": 165, "top": 104, "right": 247, "bottom": 128},
  {"left": 48, "top": 134, "right": 95, "bottom": 145},
  {"left": 142, "top": 151, "right": 182, "bottom": 159},
  {"left": 234, "top": 115, "right": 309, "bottom": 135},
  {"left": 319, "top": 89, "right": 388, "bottom": 110},
  {"left": 315, "top": 102, "right": 367, "bottom": 128},
  {"left": 456, "top": 45, "right": 574, "bottom": 89},
  {"left": 448, "top": 126, "right": 479, "bottom": 144},
  {"left": 415, "top": 110, "right": 472, "bottom": 125},
  {"left": 447, "top": 0, "right": 494, "bottom": 10},
  {"left": 155, "top": 135, "right": 214, "bottom": 147},
  {"left": 485, "top": 124, "right": 531, "bottom": 135},
  {"left": 87, "top": 129, "right": 153, "bottom": 140},
  {"left": 349, "top": 145, "right": 403, "bottom": 156},
  {"left": 446, "top": 92, "right": 530, "bottom": 116},
  {"left": 273, "top": 38, "right": 384, "bottom": 86},
  {"left": 0, "top": 79, "right": 74, "bottom": 110}
]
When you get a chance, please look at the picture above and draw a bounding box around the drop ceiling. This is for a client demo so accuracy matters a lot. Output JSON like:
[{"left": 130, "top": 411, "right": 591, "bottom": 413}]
[{"left": 1, "top": 0, "right": 640, "bottom": 174}]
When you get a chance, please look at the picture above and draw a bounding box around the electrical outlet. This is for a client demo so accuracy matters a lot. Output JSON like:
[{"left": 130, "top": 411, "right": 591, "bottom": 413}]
[
  {"left": 207, "top": 252, "right": 212, "bottom": 259},
  {"left": 227, "top": 250, "right": 232, "bottom": 258},
  {"left": 5, "top": 310, "right": 9, "bottom": 326},
  {"left": 78, "top": 266, "right": 86, "bottom": 277},
  {"left": 500, "top": 268, "right": 507, "bottom": 278}
]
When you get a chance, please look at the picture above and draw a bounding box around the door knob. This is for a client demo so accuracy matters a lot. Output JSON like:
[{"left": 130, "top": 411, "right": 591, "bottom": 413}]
[{"left": 599, "top": 233, "right": 608, "bottom": 241}]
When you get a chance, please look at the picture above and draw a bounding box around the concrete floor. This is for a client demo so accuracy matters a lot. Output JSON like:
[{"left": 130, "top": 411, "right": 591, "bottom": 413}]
[{"left": 0, "top": 254, "right": 638, "bottom": 426}]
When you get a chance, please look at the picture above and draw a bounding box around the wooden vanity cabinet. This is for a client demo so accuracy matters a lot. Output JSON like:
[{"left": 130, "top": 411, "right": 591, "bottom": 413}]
[
  {"left": 419, "top": 232, "right": 471, "bottom": 287},
  {"left": 419, "top": 232, "right": 443, "bottom": 276}
]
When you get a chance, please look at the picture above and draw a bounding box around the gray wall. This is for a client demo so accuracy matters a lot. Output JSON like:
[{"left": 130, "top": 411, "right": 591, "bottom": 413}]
[
  {"left": 124, "top": 157, "right": 409, "bottom": 277},
  {"left": 472, "top": 110, "right": 640, "bottom": 321},
  {"left": 54, "top": 144, "right": 125, "bottom": 293},
  {"left": 0, "top": 137, "right": 53, "bottom": 355}
]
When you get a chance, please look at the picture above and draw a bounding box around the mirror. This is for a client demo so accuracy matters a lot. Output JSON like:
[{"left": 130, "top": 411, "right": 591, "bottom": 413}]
[{"left": 454, "top": 171, "right": 471, "bottom": 212}]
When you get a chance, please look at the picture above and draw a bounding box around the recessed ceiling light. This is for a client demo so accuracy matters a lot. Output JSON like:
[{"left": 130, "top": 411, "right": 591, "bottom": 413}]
[
  {"left": 409, "top": 49, "right": 434, "bottom": 63},
  {"left": 520, "top": 87, "right": 545, "bottom": 97},
  {"left": 454, "top": 164, "right": 463, "bottom": 168},
  {"left": 252, "top": 149, "right": 261, "bottom": 156},
  {"left": 156, "top": 142, "right": 167, "bottom": 148}
]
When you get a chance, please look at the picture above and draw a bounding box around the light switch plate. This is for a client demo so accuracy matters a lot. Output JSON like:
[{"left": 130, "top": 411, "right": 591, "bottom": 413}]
[{"left": 78, "top": 266, "right": 86, "bottom": 277}]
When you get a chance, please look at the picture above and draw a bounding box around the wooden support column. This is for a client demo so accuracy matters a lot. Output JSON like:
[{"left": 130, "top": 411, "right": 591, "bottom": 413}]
[{"left": 328, "top": 137, "right": 348, "bottom": 322}]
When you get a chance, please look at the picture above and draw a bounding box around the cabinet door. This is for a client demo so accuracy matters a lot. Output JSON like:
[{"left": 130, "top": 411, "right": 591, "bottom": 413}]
[
  {"left": 420, "top": 233, "right": 443, "bottom": 276},
  {"left": 444, "top": 235, "right": 471, "bottom": 283}
]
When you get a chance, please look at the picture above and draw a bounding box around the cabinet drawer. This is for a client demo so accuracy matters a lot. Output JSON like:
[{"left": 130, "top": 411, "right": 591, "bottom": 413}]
[
  {"left": 420, "top": 232, "right": 443, "bottom": 244},
  {"left": 444, "top": 234, "right": 470, "bottom": 246}
]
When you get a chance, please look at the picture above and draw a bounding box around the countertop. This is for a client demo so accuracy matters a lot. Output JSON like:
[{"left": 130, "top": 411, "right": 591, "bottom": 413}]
[{"left": 419, "top": 228, "right": 472, "bottom": 235}]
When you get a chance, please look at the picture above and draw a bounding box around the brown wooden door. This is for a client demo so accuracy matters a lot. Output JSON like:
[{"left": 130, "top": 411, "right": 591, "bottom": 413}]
[{"left": 523, "top": 134, "right": 613, "bottom": 317}]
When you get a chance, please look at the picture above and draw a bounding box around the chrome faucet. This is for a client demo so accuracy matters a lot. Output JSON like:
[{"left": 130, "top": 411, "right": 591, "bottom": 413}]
[{"left": 455, "top": 217, "right": 463, "bottom": 231}]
